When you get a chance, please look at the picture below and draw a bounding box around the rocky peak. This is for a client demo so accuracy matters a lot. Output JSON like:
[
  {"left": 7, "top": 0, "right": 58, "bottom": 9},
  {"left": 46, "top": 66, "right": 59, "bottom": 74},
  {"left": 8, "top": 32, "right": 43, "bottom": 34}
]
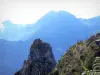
[
  {"left": 32, "top": 38, "right": 43, "bottom": 45},
  {"left": 14, "top": 39, "right": 56, "bottom": 75},
  {"left": 30, "top": 38, "right": 43, "bottom": 50},
  {"left": 29, "top": 38, "right": 55, "bottom": 61}
]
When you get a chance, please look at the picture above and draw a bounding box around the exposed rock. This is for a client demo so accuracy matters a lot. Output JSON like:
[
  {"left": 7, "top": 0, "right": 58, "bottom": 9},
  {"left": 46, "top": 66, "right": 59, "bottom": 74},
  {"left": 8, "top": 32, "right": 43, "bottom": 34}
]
[
  {"left": 49, "top": 33, "right": 100, "bottom": 75},
  {"left": 14, "top": 38, "right": 56, "bottom": 75}
]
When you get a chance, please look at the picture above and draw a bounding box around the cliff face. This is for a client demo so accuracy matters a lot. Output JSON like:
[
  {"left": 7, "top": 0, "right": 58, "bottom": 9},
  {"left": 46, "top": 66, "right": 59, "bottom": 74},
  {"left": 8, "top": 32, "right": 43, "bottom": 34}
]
[
  {"left": 49, "top": 33, "right": 100, "bottom": 75},
  {"left": 14, "top": 39, "right": 56, "bottom": 75}
]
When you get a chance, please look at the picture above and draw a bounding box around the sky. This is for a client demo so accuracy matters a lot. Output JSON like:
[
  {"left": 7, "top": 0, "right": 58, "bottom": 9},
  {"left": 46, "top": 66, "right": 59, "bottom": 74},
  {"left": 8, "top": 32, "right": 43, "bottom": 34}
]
[{"left": 0, "top": 0, "right": 100, "bottom": 28}]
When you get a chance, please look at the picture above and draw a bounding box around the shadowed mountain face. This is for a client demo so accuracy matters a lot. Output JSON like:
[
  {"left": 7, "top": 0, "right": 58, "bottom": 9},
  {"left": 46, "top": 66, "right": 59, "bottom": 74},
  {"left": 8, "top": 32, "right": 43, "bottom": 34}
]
[
  {"left": 0, "top": 11, "right": 100, "bottom": 75},
  {"left": 14, "top": 39, "right": 56, "bottom": 75}
]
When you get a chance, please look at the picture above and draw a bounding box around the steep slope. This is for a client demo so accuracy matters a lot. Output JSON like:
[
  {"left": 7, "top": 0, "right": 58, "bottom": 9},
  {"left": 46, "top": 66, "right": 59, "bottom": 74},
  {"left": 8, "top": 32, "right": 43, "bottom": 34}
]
[
  {"left": 14, "top": 39, "right": 56, "bottom": 75},
  {"left": 49, "top": 33, "right": 100, "bottom": 75}
]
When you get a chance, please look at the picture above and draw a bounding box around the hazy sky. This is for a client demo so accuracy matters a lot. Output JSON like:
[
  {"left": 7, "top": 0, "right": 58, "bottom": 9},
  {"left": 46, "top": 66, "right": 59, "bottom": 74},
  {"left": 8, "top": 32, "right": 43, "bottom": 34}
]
[{"left": 0, "top": 0, "right": 100, "bottom": 27}]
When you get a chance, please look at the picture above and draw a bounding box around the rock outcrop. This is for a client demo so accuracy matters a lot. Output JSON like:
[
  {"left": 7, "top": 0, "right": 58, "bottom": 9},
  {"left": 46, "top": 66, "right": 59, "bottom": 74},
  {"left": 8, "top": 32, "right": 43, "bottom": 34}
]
[
  {"left": 49, "top": 33, "right": 100, "bottom": 75},
  {"left": 14, "top": 38, "right": 56, "bottom": 75}
]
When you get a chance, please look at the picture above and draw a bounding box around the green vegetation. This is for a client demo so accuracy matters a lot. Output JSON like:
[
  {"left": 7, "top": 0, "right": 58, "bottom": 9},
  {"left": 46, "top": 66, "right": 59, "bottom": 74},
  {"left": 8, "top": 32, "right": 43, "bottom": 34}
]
[{"left": 49, "top": 33, "right": 100, "bottom": 75}]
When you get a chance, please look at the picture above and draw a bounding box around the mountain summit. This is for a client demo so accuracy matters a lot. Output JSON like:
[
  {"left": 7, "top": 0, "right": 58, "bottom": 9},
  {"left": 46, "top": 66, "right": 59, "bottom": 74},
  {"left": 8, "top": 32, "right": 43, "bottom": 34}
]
[{"left": 14, "top": 39, "right": 56, "bottom": 75}]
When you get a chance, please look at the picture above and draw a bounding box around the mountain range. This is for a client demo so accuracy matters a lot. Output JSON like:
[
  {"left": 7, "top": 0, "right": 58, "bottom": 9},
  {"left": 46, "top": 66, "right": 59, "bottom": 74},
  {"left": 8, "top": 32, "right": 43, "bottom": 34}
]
[{"left": 0, "top": 11, "right": 100, "bottom": 75}]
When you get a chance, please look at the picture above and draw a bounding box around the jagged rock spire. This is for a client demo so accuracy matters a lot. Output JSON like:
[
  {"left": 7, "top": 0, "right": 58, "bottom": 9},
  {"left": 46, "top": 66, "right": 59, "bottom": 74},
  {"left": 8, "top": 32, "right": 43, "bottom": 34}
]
[{"left": 14, "top": 39, "right": 56, "bottom": 75}]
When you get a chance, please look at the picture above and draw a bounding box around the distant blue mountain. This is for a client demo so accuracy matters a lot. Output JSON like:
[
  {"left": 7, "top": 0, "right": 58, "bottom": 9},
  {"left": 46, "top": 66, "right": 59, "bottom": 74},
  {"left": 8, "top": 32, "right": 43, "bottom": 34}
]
[
  {"left": 0, "top": 20, "right": 37, "bottom": 41},
  {"left": 0, "top": 11, "right": 100, "bottom": 75},
  {"left": 86, "top": 16, "right": 100, "bottom": 26},
  {"left": 80, "top": 16, "right": 100, "bottom": 33}
]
